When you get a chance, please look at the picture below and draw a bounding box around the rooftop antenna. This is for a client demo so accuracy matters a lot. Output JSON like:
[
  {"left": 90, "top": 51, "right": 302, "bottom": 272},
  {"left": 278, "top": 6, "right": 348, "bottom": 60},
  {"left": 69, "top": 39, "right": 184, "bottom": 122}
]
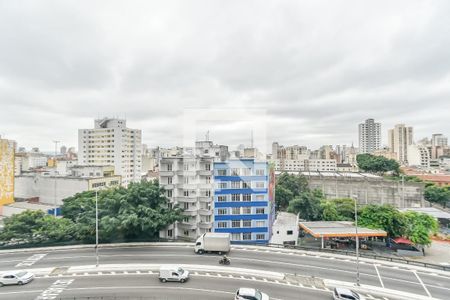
[
  {"left": 251, "top": 130, "right": 254, "bottom": 148},
  {"left": 206, "top": 130, "right": 210, "bottom": 141}
]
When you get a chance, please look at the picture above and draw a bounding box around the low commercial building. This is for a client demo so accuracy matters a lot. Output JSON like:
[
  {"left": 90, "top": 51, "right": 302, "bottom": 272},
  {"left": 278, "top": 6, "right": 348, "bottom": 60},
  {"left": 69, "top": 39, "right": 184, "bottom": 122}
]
[
  {"left": 270, "top": 212, "right": 299, "bottom": 245},
  {"left": 277, "top": 171, "right": 425, "bottom": 208},
  {"left": 14, "top": 173, "right": 121, "bottom": 206},
  {"left": 0, "top": 137, "right": 16, "bottom": 206}
]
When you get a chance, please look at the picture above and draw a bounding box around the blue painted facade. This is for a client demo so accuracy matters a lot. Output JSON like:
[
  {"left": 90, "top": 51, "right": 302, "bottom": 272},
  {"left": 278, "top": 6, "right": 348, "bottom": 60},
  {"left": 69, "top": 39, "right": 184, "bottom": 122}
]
[{"left": 213, "top": 159, "right": 274, "bottom": 244}]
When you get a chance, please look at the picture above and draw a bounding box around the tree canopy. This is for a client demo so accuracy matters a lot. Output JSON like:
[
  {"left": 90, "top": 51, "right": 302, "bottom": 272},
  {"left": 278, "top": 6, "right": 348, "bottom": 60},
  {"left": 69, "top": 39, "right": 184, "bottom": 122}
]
[
  {"left": 320, "top": 198, "right": 356, "bottom": 221},
  {"left": 356, "top": 154, "right": 400, "bottom": 175},
  {"left": 275, "top": 173, "right": 309, "bottom": 211},
  {"left": 424, "top": 185, "right": 450, "bottom": 208},
  {"left": 62, "top": 180, "right": 183, "bottom": 242},
  {"left": 287, "top": 189, "right": 324, "bottom": 221}
]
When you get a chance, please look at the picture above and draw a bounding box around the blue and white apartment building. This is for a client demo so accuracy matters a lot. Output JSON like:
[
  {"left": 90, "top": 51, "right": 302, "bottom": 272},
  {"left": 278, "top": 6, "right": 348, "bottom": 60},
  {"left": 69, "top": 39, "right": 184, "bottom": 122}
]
[{"left": 213, "top": 159, "right": 275, "bottom": 244}]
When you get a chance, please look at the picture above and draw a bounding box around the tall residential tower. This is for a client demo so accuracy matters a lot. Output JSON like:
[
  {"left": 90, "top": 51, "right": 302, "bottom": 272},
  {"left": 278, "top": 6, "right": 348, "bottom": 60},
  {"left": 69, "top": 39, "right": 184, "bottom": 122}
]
[
  {"left": 388, "top": 124, "right": 413, "bottom": 165},
  {"left": 78, "top": 118, "right": 142, "bottom": 186},
  {"left": 358, "top": 118, "right": 381, "bottom": 154}
]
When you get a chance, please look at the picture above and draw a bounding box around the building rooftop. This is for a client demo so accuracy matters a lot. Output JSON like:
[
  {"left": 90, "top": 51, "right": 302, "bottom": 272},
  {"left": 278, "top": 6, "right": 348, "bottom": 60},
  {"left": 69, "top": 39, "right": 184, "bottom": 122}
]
[
  {"left": 4, "top": 201, "right": 55, "bottom": 211},
  {"left": 299, "top": 221, "right": 387, "bottom": 238},
  {"left": 275, "top": 171, "right": 382, "bottom": 179},
  {"left": 273, "top": 212, "right": 298, "bottom": 227}
]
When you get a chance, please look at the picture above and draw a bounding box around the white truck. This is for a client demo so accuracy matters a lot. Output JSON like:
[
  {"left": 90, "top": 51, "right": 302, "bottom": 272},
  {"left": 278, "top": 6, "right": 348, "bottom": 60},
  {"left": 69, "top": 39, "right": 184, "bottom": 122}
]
[{"left": 194, "top": 232, "right": 231, "bottom": 254}]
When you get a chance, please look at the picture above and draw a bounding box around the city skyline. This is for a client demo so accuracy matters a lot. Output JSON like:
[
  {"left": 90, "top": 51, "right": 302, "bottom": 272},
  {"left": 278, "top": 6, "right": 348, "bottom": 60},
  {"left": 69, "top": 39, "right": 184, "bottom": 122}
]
[{"left": 1, "top": 1, "right": 450, "bottom": 151}]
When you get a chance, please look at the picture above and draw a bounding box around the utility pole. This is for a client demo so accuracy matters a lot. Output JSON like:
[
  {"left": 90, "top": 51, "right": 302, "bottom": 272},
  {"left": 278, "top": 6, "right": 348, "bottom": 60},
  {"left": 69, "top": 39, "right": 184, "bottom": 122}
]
[
  {"left": 95, "top": 189, "right": 99, "bottom": 267},
  {"left": 353, "top": 194, "right": 360, "bottom": 286},
  {"left": 53, "top": 140, "right": 60, "bottom": 217}
]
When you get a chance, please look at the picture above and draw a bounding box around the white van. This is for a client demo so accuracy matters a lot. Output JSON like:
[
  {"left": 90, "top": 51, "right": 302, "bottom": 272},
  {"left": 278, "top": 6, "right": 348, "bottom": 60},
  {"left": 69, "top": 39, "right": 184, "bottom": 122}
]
[{"left": 159, "top": 266, "right": 189, "bottom": 283}]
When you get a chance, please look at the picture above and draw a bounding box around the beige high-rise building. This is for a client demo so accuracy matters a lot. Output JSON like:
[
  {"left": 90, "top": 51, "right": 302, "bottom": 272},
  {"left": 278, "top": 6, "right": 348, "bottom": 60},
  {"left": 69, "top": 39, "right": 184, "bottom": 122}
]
[
  {"left": 388, "top": 124, "right": 413, "bottom": 164},
  {"left": 78, "top": 118, "right": 142, "bottom": 186},
  {"left": 0, "top": 136, "right": 16, "bottom": 206}
]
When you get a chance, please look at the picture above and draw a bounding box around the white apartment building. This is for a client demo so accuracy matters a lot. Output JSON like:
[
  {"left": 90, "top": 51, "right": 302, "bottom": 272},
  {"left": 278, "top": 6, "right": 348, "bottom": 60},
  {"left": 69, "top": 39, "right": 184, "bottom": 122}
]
[
  {"left": 431, "top": 134, "right": 448, "bottom": 147},
  {"left": 78, "top": 118, "right": 142, "bottom": 186},
  {"left": 388, "top": 124, "right": 413, "bottom": 165},
  {"left": 272, "top": 159, "right": 337, "bottom": 172},
  {"left": 358, "top": 118, "right": 381, "bottom": 154},
  {"left": 159, "top": 141, "right": 228, "bottom": 241},
  {"left": 407, "top": 144, "right": 431, "bottom": 168}
]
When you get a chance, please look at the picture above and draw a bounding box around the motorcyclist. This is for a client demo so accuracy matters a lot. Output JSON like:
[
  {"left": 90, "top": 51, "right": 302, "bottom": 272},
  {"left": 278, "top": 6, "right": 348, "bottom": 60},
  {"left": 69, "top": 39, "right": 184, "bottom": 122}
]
[{"left": 222, "top": 255, "right": 229, "bottom": 263}]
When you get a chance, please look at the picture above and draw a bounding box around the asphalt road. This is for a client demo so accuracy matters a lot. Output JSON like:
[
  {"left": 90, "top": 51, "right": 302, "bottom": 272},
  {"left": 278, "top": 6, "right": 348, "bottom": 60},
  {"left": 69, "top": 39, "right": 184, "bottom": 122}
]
[{"left": 0, "top": 244, "right": 449, "bottom": 299}]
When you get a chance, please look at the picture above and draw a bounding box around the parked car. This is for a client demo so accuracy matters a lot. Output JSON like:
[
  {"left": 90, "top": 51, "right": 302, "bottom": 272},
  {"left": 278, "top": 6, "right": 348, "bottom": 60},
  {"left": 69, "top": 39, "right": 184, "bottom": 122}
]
[
  {"left": 0, "top": 271, "right": 34, "bottom": 287},
  {"left": 159, "top": 266, "right": 189, "bottom": 283},
  {"left": 333, "top": 287, "right": 365, "bottom": 300},
  {"left": 235, "top": 287, "right": 269, "bottom": 300}
]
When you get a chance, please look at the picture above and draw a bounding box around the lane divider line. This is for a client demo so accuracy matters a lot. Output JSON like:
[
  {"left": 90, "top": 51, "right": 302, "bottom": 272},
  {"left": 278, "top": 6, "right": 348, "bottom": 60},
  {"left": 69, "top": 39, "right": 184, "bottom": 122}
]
[
  {"left": 374, "top": 265, "right": 384, "bottom": 288},
  {"left": 414, "top": 271, "right": 432, "bottom": 298}
]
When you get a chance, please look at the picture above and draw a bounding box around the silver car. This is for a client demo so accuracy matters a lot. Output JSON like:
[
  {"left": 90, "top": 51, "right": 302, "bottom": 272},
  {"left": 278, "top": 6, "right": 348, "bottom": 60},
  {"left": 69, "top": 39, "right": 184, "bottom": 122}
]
[
  {"left": 333, "top": 287, "right": 365, "bottom": 300},
  {"left": 235, "top": 287, "right": 269, "bottom": 300},
  {"left": 0, "top": 271, "right": 34, "bottom": 287}
]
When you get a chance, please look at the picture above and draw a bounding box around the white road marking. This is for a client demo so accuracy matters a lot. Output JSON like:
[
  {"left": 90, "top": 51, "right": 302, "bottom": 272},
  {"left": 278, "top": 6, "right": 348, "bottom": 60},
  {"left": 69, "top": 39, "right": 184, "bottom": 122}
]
[
  {"left": 414, "top": 271, "right": 432, "bottom": 298},
  {"left": 35, "top": 278, "right": 74, "bottom": 300},
  {"left": 366, "top": 294, "right": 374, "bottom": 299},
  {"left": 15, "top": 253, "right": 47, "bottom": 267},
  {"left": 374, "top": 264, "right": 384, "bottom": 288}
]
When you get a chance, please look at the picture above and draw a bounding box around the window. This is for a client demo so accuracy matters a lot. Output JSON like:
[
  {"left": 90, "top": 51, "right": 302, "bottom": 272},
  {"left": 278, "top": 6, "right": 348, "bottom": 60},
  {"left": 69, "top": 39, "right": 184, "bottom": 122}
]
[
  {"left": 183, "top": 164, "right": 189, "bottom": 171},
  {"left": 184, "top": 190, "right": 189, "bottom": 197},
  {"left": 256, "top": 208, "right": 265, "bottom": 214},
  {"left": 231, "top": 181, "right": 240, "bottom": 188},
  {"left": 231, "top": 194, "right": 240, "bottom": 201},
  {"left": 206, "top": 176, "right": 211, "bottom": 183},
  {"left": 242, "top": 207, "right": 251, "bottom": 214},
  {"left": 167, "top": 229, "right": 173, "bottom": 238},
  {"left": 217, "top": 195, "right": 227, "bottom": 202},
  {"left": 255, "top": 220, "right": 265, "bottom": 227},
  {"left": 254, "top": 195, "right": 264, "bottom": 201},
  {"left": 184, "top": 230, "right": 189, "bottom": 236},
  {"left": 287, "top": 230, "right": 293, "bottom": 235},
  {"left": 167, "top": 177, "right": 172, "bottom": 184},
  {"left": 205, "top": 190, "right": 211, "bottom": 197},
  {"left": 205, "top": 164, "right": 211, "bottom": 171},
  {"left": 184, "top": 177, "right": 189, "bottom": 184},
  {"left": 243, "top": 233, "right": 252, "bottom": 240},
  {"left": 232, "top": 220, "right": 241, "bottom": 228},
  {"left": 232, "top": 233, "right": 241, "bottom": 241},
  {"left": 256, "top": 169, "right": 265, "bottom": 175},
  {"left": 183, "top": 217, "right": 189, "bottom": 223},
  {"left": 256, "top": 234, "right": 265, "bottom": 240},
  {"left": 231, "top": 168, "right": 240, "bottom": 176},
  {"left": 218, "top": 222, "right": 227, "bottom": 228},
  {"left": 242, "top": 181, "right": 250, "bottom": 189},
  {"left": 218, "top": 169, "right": 227, "bottom": 176},
  {"left": 219, "top": 182, "right": 227, "bottom": 189},
  {"left": 232, "top": 207, "right": 240, "bottom": 215},
  {"left": 242, "top": 194, "right": 251, "bottom": 201},
  {"left": 167, "top": 190, "right": 172, "bottom": 197},
  {"left": 255, "top": 182, "right": 265, "bottom": 188},
  {"left": 183, "top": 203, "right": 189, "bottom": 210},
  {"left": 243, "top": 220, "right": 251, "bottom": 227},
  {"left": 167, "top": 164, "right": 172, "bottom": 171},
  {"left": 218, "top": 208, "right": 227, "bottom": 215},
  {"left": 242, "top": 168, "right": 251, "bottom": 176}
]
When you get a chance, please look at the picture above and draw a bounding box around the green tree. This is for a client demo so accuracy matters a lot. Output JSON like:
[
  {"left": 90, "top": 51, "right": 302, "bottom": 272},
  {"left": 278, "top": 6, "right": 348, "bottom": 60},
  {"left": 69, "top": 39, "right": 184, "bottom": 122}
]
[
  {"left": 320, "top": 201, "right": 339, "bottom": 221},
  {"left": 424, "top": 185, "right": 450, "bottom": 208},
  {"left": 61, "top": 180, "right": 183, "bottom": 242},
  {"left": 358, "top": 204, "right": 406, "bottom": 237},
  {"left": 288, "top": 189, "right": 324, "bottom": 221},
  {"left": 275, "top": 185, "right": 294, "bottom": 211},
  {"left": 403, "top": 211, "right": 439, "bottom": 246},
  {"left": 275, "top": 173, "right": 309, "bottom": 211},
  {"left": 357, "top": 154, "right": 400, "bottom": 175},
  {"left": 0, "top": 210, "right": 75, "bottom": 244}
]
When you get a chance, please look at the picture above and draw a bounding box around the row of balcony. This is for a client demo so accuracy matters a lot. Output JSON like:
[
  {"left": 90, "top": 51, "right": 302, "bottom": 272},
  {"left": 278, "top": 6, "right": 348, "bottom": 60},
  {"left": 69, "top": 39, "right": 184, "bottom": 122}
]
[
  {"left": 160, "top": 170, "right": 212, "bottom": 177},
  {"left": 178, "top": 221, "right": 213, "bottom": 230},
  {"left": 182, "top": 208, "right": 213, "bottom": 216},
  {"left": 163, "top": 184, "right": 213, "bottom": 190},
  {"left": 172, "top": 196, "right": 212, "bottom": 203}
]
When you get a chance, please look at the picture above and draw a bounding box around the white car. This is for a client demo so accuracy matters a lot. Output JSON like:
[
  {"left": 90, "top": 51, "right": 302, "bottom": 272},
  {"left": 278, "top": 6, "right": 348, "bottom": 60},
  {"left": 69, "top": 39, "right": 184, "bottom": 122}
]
[
  {"left": 0, "top": 271, "right": 34, "bottom": 287},
  {"left": 235, "top": 287, "right": 269, "bottom": 300},
  {"left": 333, "top": 287, "right": 365, "bottom": 300}
]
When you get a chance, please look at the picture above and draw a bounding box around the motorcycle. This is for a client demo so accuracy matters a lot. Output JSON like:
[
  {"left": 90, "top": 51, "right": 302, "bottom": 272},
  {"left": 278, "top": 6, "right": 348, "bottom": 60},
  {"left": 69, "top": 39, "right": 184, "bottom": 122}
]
[{"left": 219, "top": 257, "right": 230, "bottom": 265}]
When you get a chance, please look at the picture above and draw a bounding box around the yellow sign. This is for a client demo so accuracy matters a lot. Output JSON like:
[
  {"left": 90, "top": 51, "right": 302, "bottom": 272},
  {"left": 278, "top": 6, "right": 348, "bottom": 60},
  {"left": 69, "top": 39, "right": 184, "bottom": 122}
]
[{"left": 0, "top": 139, "right": 15, "bottom": 206}]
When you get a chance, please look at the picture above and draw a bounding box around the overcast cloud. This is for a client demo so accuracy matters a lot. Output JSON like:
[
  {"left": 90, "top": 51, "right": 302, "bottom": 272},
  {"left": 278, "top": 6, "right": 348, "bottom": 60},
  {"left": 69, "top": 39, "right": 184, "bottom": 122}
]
[{"left": 1, "top": 0, "right": 449, "bottom": 152}]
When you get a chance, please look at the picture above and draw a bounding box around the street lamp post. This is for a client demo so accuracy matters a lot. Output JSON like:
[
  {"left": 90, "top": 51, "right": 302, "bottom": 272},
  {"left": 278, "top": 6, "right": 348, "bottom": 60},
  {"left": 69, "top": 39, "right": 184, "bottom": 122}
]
[
  {"left": 95, "top": 190, "right": 99, "bottom": 267},
  {"left": 53, "top": 140, "right": 60, "bottom": 217},
  {"left": 354, "top": 195, "right": 360, "bottom": 286}
]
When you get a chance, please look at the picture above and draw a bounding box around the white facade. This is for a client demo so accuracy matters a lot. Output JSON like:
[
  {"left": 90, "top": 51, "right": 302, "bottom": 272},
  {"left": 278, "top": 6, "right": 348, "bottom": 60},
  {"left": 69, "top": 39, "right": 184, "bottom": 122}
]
[
  {"left": 272, "top": 159, "right": 337, "bottom": 172},
  {"left": 388, "top": 124, "right": 414, "bottom": 164},
  {"left": 270, "top": 212, "right": 299, "bottom": 246},
  {"left": 358, "top": 119, "right": 381, "bottom": 154},
  {"left": 432, "top": 134, "right": 448, "bottom": 147},
  {"left": 159, "top": 141, "right": 228, "bottom": 241},
  {"left": 78, "top": 118, "right": 142, "bottom": 186},
  {"left": 407, "top": 144, "right": 431, "bottom": 168}
]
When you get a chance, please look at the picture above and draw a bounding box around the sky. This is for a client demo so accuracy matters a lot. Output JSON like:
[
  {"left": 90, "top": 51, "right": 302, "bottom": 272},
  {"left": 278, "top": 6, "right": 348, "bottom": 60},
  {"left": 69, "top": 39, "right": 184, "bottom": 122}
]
[{"left": 1, "top": 0, "right": 449, "bottom": 153}]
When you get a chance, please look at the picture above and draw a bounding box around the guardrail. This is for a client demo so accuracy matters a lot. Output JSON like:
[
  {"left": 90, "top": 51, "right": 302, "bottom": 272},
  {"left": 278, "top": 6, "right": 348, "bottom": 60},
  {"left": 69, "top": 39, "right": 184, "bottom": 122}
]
[{"left": 264, "top": 243, "right": 450, "bottom": 272}]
